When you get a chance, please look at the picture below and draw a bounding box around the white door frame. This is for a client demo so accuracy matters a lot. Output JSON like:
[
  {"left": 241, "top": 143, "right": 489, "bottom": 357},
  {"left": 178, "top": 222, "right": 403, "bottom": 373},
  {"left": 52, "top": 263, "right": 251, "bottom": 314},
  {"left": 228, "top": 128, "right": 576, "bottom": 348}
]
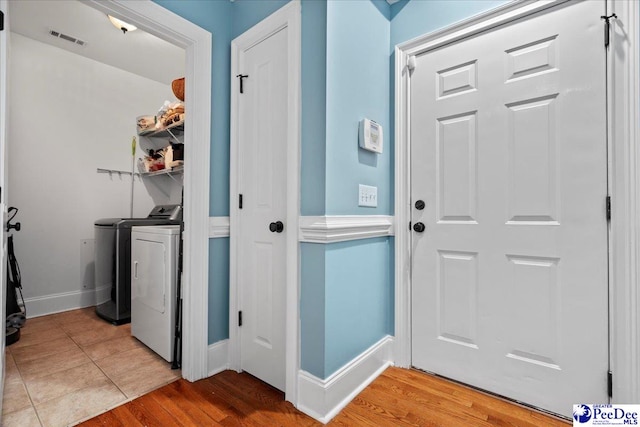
[
  {"left": 229, "top": 0, "right": 301, "bottom": 404},
  {"left": 394, "top": 0, "right": 640, "bottom": 403},
  {"left": 0, "top": 0, "right": 9, "bottom": 414},
  {"left": 87, "top": 0, "right": 212, "bottom": 382}
]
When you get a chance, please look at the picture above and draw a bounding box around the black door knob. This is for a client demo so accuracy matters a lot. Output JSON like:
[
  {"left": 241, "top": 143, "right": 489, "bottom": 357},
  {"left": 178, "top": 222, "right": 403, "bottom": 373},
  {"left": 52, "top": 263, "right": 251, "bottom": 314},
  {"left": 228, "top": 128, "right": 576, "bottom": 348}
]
[
  {"left": 415, "top": 200, "right": 425, "bottom": 210},
  {"left": 269, "top": 221, "right": 284, "bottom": 233},
  {"left": 413, "top": 222, "right": 425, "bottom": 233}
]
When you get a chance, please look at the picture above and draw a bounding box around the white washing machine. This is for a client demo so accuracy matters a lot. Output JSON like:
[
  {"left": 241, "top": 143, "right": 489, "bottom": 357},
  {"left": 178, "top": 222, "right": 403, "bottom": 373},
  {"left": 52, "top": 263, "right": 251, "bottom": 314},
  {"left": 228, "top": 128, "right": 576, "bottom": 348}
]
[{"left": 130, "top": 225, "right": 180, "bottom": 362}]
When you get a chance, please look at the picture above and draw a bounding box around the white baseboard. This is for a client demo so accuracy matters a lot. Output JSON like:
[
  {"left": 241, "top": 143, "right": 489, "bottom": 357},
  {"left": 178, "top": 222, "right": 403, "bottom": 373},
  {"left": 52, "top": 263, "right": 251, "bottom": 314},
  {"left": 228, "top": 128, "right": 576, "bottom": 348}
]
[
  {"left": 23, "top": 285, "right": 110, "bottom": 318},
  {"left": 208, "top": 339, "right": 229, "bottom": 376},
  {"left": 297, "top": 335, "right": 394, "bottom": 424}
]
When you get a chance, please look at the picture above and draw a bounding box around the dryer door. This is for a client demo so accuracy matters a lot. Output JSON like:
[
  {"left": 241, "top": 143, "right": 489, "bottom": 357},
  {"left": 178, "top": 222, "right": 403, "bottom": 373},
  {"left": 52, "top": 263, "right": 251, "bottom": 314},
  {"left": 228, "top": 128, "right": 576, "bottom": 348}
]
[{"left": 131, "top": 237, "right": 166, "bottom": 314}]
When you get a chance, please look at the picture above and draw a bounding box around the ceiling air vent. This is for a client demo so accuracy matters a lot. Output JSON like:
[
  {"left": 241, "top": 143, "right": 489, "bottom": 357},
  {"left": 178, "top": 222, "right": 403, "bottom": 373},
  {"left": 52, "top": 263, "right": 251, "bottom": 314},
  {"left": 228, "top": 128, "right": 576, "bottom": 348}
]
[{"left": 48, "top": 30, "right": 86, "bottom": 47}]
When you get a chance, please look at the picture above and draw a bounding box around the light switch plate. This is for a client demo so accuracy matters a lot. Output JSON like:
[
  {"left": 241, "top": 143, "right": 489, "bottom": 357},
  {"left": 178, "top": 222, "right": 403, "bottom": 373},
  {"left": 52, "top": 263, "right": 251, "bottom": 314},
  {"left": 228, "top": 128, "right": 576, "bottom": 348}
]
[{"left": 359, "top": 184, "right": 377, "bottom": 207}]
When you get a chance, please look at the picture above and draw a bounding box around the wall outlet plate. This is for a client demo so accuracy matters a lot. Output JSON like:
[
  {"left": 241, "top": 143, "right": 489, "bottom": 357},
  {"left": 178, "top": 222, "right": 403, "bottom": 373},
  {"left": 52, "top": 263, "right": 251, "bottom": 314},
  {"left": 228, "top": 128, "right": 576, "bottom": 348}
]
[{"left": 359, "top": 184, "right": 377, "bottom": 207}]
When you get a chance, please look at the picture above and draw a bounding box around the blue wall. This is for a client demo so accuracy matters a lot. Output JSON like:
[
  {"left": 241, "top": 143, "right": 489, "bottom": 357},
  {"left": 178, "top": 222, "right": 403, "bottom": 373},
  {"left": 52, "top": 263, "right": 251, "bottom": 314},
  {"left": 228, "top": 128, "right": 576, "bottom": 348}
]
[
  {"left": 232, "top": 0, "right": 290, "bottom": 37},
  {"left": 301, "top": 238, "right": 393, "bottom": 379},
  {"left": 300, "top": 0, "right": 328, "bottom": 216},
  {"left": 325, "top": 0, "right": 392, "bottom": 215},
  {"left": 390, "top": 0, "right": 507, "bottom": 48},
  {"left": 208, "top": 238, "right": 230, "bottom": 343},
  {"left": 298, "top": 0, "right": 395, "bottom": 380},
  {"left": 300, "top": 243, "right": 326, "bottom": 378},
  {"left": 324, "top": 237, "right": 393, "bottom": 376}
]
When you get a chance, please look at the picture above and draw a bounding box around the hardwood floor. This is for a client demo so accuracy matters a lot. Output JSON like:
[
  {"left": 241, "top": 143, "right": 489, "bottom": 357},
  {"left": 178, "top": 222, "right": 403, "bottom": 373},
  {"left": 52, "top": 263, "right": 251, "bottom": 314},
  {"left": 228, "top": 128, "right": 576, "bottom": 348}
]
[{"left": 78, "top": 367, "right": 570, "bottom": 426}]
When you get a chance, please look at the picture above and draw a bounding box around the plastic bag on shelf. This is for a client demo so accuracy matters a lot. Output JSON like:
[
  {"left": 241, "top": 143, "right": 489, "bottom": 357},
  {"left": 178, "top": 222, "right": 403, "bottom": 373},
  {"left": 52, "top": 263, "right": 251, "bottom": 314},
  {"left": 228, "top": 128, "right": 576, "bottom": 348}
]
[
  {"left": 136, "top": 115, "right": 156, "bottom": 134},
  {"left": 156, "top": 100, "right": 185, "bottom": 130}
]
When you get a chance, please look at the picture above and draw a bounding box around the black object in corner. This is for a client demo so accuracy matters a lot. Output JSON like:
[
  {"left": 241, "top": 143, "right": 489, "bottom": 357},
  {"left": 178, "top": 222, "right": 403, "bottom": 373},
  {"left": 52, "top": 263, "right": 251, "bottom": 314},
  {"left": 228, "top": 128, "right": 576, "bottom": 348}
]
[{"left": 171, "top": 189, "right": 185, "bottom": 370}]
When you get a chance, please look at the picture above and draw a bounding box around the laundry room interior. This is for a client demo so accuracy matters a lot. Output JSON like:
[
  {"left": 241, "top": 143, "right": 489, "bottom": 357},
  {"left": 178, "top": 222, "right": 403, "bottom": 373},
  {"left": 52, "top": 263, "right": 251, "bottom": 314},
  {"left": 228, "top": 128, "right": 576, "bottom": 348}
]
[{"left": 3, "top": 0, "right": 189, "bottom": 424}]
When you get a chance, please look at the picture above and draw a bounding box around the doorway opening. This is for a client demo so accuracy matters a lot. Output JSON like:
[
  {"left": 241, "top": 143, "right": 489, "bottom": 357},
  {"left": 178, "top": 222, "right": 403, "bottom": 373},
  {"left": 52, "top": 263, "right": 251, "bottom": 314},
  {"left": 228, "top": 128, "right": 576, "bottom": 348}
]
[{"left": 1, "top": 0, "right": 211, "bottom": 423}]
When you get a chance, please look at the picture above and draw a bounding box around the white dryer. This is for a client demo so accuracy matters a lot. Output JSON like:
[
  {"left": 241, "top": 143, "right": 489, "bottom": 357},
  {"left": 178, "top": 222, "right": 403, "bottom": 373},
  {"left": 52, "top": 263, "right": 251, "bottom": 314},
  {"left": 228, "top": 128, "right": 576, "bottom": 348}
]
[{"left": 130, "top": 225, "right": 180, "bottom": 362}]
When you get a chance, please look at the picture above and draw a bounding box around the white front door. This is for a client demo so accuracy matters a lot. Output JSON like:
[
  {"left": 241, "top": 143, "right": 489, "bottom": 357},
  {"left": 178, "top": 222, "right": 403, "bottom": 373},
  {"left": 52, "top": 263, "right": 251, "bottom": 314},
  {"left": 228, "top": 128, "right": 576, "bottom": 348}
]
[
  {"left": 0, "top": 0, "right": 9, "bottom": 412},
  {"left": 410, "top": 0, "right": 608, "bottom": 416},
  {"left": 236, "top": 26, "right": 288, "bottom": 391}
]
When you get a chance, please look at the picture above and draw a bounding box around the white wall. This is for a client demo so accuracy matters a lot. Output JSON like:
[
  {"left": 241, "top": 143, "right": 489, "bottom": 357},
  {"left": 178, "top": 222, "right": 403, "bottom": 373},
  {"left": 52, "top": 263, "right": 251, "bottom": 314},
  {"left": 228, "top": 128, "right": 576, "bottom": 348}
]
[{"left": 8, "top": 33, "right": 181, "bottom": 316}]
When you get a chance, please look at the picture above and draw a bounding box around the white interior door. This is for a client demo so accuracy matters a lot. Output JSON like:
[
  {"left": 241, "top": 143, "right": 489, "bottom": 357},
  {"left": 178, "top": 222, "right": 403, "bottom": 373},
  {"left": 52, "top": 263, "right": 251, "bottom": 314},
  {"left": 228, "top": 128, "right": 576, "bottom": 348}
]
[
  {"left": 0, "top": 0, "right": 9, "bottom": 414},
  {"left": 410, "top": 0, "right": 608, "bottom": 416},
  {"left": 237, "top": 26, "right": 288, "bottom": 391}
]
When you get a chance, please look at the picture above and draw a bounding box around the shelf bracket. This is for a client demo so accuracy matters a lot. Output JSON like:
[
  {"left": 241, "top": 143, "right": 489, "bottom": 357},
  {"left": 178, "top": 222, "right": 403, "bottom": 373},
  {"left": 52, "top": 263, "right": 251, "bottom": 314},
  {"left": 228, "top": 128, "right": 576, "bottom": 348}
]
[
  {"left": 165, "top": 128, "right": 181, "bottom": 145},
  {"left": 166, "top": 172, "right": 183, "bottom": 184}
]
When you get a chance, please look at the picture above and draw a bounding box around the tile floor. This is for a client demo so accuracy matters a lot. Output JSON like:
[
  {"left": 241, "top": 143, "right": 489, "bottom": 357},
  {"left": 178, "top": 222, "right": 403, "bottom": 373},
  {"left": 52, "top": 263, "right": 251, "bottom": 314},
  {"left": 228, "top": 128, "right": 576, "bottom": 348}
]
[{"left": 2, "top": 307, "right": 181, "bottom": 427}]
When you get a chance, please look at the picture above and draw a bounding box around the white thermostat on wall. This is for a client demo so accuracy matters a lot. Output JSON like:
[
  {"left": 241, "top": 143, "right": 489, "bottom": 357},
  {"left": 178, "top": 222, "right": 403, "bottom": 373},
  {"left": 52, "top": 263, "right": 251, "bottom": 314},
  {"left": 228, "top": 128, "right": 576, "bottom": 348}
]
[{"left": 359, "top": 118, "right": 383, "bottom": 154}]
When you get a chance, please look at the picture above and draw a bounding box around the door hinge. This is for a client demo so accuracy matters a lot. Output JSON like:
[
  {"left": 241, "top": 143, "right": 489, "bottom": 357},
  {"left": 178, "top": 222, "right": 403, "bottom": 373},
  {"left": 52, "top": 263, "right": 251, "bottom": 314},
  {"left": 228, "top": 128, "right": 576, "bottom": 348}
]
[
  {"left": 608, "top": 370, "right": 613, "bottom": 398},
  {"left": 238, "top": 310, "right": 243, "bottom": 327},
  {"left": 601, "top": 14, "right": 617, "bottom": 48},
  {"left": 0, "top": 10, "right": 4, "bottom": 32},
  {"left": 407, "top": 55, "right": 416, "bottom": 72},
  {"left": 409, "top": 221, "right": 411, "bottom": 231},
  {"left": 606, "top": 196, "right": 611, "bottom": 221},
  {"left": 239, "top": 194, "right": 243, "bottom": 209}
]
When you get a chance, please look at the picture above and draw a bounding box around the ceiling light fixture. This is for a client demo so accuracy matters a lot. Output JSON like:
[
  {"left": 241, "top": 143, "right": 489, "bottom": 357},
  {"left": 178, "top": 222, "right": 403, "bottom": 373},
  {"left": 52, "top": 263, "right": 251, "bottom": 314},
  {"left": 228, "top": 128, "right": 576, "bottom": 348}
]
[{"left": 108, "top": 15, "right": 137, "bottom": 34}]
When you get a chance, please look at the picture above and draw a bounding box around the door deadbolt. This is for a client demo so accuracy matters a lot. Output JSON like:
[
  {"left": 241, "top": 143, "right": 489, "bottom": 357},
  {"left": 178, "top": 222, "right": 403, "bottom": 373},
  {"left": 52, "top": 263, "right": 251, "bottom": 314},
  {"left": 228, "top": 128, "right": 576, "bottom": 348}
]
[{"left": 413, "top": 222, "right": 425, "bottom": 233}]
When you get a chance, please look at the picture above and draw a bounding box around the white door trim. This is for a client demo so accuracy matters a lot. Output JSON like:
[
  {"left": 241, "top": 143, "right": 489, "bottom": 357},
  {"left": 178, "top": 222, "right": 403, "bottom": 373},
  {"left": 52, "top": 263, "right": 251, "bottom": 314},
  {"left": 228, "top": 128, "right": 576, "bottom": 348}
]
[
  {"left": 609, "top": 0, "right": 640, "bottom": 403},
  {"left": 86, "top": 0, "right": 212, "bottom": 382},
  {"left": 0, "top": 0, "right": 8, "bottom": 413},
  {"left": 229, "top": 0, "right": 301, "bottom": 404},
  {"left": 394, "top": 0, "right": 640, "bottom": 402}
]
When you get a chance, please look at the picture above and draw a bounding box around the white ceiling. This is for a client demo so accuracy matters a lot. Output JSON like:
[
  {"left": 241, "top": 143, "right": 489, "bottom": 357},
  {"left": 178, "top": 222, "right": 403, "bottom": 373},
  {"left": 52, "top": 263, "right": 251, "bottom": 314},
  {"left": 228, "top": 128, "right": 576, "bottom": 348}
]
[{"left": 9, "top": 0, "right": 185, "bottom": 85}]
